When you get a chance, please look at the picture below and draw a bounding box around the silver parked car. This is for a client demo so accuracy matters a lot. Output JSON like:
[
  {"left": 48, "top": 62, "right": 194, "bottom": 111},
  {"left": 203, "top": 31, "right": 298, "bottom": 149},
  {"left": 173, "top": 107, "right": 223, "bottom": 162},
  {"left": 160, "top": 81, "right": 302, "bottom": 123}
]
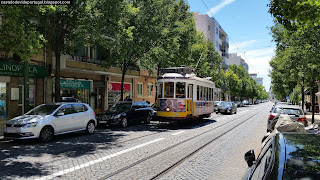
[
  {"left": 267, "top": 105, "right": 307, "bottom": 132},
  {"left": 216, "top": 102, "right": 237, "bottom": 115},
  {"left": 4, "top": 103, "right": 97, "bottom": 142},
  {"left": 214, "top": 101, "right": 222, "bottom": 112}
]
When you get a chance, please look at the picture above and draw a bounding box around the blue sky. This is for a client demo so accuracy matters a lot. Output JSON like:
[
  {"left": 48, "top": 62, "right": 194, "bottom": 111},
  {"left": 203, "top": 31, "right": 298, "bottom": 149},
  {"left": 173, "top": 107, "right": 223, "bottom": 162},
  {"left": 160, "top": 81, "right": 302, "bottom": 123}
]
[{"left": 187, "top": 0, "right": 275, "bottom": 91}]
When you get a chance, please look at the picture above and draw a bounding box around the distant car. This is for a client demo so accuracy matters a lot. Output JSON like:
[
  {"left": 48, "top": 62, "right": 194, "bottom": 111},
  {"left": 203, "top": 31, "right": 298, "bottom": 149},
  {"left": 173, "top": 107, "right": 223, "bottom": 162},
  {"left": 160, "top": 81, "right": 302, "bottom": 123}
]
[
  {"left": 243, "top": 132, "right": 320, "bottom": 180},
  {"left": 214, "top": 101, "right": 222, "bottom": 112},
  {"left": 242, "top": 100, "right": 249, "bottom": 106},
  {"left": 235, "top": 101, "right": 243, "bottom": 107},
  {"left": 216, "top": 102, "right": 237, "bottom": 115},
  {"left": 267, "top": 105, "right": 307, "bottom": 132},
  {"left": 96, "top": 101, "right": 153, "bottom": 127},
  {"left": 4, "top": 103, "right": 96, "bottom": 142}
]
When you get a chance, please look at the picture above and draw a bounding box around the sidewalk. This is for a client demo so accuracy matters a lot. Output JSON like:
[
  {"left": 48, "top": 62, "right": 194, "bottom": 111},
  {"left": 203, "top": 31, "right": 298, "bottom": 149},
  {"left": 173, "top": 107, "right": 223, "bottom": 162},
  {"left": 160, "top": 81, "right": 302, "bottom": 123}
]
[{"left": 305, "top": 111, "right": 320, "bottom": 125}]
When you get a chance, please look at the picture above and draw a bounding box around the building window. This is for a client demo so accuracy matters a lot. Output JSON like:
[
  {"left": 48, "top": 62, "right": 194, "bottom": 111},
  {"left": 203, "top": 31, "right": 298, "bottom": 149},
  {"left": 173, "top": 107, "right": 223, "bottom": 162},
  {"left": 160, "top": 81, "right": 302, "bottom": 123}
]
[
  {"left": 208, "top": 25, "right": 210, "bottom": 31},
  {"left": 216, "top": 28, "right": 218, "bottom": 35},
  {"left": 216, "top": 41, "right": 218, "bottom": 48},
  {"left": 147, "top": 84, "right": 153, "bottom": 97},
  {"left": 138, "top": 83, "right": 143, "bottom": 97}
]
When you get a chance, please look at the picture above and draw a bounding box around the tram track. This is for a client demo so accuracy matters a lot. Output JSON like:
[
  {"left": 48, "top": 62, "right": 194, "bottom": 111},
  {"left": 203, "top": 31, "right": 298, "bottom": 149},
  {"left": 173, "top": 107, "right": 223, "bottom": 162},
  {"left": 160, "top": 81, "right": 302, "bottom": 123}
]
[{"left": 98, "top": 104, "right": 270, "bottom": 180}]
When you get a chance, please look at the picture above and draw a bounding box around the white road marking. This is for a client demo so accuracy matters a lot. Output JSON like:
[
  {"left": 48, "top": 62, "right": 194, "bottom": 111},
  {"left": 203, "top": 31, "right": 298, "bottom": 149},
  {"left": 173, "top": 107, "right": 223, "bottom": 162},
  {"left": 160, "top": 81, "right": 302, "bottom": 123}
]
[
  {"left": 35, "top": 138, "right": 165, "bottom": 180},
  {"left": 171, "top": 131, "right": 185, "bottom": 136}
]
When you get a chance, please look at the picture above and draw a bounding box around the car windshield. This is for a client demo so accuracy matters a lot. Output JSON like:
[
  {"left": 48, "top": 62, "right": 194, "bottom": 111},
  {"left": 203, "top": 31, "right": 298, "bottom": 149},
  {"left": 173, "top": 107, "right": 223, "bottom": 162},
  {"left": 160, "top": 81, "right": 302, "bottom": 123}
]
[
  {"left": 220, "top": 102, "right": 231, "bottom": 106},
  {"left": 110, "top": 103, "right": 131, "bottom": 111},
  {"left": 26, "top": 104, "right": 60, "bottom": 115},
  {"left": 281, "top": 108, "right": 303, "bottom": 115}
]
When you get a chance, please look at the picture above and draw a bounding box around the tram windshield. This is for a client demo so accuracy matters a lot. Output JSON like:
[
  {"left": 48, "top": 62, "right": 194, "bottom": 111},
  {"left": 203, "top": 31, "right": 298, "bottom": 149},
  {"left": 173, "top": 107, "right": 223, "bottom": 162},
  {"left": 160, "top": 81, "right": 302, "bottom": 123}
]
[
  {"left": 158, "top": 82, "right": 163, "bottom": 98},
  {"left": 164, "top": 82, "right": 174, "bottom": 98},
  {"left": 176, "top": 82, "right": 186, "bottom": 98}
]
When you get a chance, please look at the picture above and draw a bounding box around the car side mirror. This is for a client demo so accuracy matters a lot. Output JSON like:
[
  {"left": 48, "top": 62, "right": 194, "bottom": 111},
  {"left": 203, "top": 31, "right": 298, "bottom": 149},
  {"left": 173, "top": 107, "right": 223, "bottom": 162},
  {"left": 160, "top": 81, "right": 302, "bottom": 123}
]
[
  {"left": 244, "top": 150, "right": 256, "bottom": 167},
  {"left": 55, "top": 112, "right": 64, "bottom": 116}
]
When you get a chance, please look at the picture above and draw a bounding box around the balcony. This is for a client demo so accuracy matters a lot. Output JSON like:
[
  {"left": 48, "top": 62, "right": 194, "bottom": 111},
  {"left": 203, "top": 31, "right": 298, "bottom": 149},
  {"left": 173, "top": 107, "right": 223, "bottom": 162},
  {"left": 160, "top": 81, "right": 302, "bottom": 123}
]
[
  {"left": 222, "top": 52, "right": 229, "bottom": 58},
  {"left": 222, "top": 41, "right": 229, "bottom": 48}
]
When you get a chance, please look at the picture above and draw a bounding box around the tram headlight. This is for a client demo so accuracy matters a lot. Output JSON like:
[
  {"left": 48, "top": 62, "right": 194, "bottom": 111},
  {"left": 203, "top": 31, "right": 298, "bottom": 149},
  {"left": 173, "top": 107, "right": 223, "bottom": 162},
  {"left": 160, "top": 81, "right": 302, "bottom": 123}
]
[{"left": 166, "top": 107, "right": 170, "bottom": 112}]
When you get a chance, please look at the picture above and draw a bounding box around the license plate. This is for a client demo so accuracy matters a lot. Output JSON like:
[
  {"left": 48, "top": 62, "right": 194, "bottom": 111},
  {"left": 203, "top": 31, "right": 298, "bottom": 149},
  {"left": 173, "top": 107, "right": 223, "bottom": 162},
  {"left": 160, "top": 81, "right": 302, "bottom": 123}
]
[
  {"left": 5, "top": 128, "right": 17, "bottom": 133},
  {"left": 99, "top": 121, "right": 107, "bottom": 123}
]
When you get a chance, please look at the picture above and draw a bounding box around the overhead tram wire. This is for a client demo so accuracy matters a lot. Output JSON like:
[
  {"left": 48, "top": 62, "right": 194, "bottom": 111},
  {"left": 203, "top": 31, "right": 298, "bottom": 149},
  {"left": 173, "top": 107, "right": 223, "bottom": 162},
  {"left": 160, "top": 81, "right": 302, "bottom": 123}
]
[{"left": 200, "top": 0, "right": 259, "bottom": 74}]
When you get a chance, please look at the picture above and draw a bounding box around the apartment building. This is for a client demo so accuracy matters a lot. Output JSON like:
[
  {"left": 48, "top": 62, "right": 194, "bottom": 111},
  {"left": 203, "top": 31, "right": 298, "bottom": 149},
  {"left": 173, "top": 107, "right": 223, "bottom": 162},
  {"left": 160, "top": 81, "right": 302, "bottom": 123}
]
[
  {"left": 193, "top": 12, "right": 229, "bottom": 70},
  {"left": 249, "top": 73, "right": 263, "bottom": 86},
  {"left": 229, "top": 53, "right": 249, "bottom": 72}
]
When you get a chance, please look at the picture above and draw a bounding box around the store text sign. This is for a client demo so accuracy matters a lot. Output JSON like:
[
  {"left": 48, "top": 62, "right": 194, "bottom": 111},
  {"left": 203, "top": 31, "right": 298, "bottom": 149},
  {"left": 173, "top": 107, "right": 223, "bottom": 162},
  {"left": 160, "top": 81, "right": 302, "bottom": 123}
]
[
  {"left": 0, "top": 62, "right": 46, "bottom": 78},
  {"left": 60, "top": 79, "right": 91, "bottom": 89},
  {"left": 108, "top": 82, "right": 131, "bottom": 91}
]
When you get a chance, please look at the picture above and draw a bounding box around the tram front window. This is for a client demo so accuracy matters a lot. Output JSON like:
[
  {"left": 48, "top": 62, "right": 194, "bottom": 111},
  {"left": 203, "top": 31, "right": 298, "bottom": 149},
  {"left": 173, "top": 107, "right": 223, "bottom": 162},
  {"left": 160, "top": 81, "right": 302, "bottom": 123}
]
[
  {"left": 158, "top": 82, "right": 163, "bottom": 98},
  {"left": 176, "top": 82, "right": 186, "bottom": 98},
  {"left": 164, "top": 82, "right": 174, "bottom": 98}
]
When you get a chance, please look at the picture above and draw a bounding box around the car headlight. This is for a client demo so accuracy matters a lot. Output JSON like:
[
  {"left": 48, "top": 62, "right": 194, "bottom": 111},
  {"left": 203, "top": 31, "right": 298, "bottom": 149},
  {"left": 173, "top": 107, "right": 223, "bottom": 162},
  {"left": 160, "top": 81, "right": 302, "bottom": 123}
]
[
  {"left": 114, "top": 114, "right": 121, "bottom": 119},
  {"left": 23, "top": 122, "right": 38, "bottom": 128}
]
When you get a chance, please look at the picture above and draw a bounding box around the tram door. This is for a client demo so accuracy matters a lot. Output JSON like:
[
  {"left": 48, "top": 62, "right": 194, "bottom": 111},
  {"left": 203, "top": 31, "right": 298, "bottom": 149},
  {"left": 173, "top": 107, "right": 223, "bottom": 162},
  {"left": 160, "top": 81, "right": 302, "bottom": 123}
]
[{"left": 187, "top": 84, "right": 193, "bottom": 115}]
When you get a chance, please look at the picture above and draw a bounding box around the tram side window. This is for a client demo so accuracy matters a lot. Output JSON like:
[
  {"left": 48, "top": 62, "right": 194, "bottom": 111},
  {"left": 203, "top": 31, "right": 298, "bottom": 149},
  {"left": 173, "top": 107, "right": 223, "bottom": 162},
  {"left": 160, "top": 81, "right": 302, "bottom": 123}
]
[
  {"left": 209, "top": 88, "right": 212, "bottom": 101},
  {"left": 197, "top": 86, "right": 200, "bottom": 100},
  {"left": 158, "top": 82, "right": 163, "bottom": 98},
  {"left": 176, "top": 82, "right": 186, "bottom": 98},
  {"left": 164, "top": 82, "right": 174, "bottom": 98}
]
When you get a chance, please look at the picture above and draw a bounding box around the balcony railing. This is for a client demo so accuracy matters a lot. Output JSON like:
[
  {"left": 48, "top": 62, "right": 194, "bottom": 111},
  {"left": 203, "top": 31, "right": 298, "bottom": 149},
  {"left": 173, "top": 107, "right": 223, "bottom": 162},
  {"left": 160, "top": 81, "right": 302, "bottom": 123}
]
[
  {"left": 66, "top": 55, "right": 140, "bottom": 71},
  {"left": 222, "top": 52, "right": 229, "bottom": 58}
]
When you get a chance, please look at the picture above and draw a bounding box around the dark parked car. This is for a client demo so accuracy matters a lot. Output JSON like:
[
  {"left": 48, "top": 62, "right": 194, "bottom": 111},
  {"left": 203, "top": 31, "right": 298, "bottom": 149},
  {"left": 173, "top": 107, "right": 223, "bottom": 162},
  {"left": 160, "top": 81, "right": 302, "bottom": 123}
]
[
  {"left": 244, "top": 132, "right": 320, "bottom": 180},
  {"left": 216, "top": 102, "right": 237, "bottom": 115},
  {"left": 96, "top": 101, "right": 153, "bottom": 127}
]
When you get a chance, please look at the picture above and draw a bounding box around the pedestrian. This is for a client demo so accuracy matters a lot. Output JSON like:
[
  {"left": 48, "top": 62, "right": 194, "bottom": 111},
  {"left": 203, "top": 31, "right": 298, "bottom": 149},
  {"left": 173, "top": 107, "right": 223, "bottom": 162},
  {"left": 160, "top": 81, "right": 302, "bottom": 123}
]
[
  {"left": 308, "top": 102, "right": 311, "bottom": 112},
  {"left": 306, "top": 101, "right": 310, "bottom": 112}
]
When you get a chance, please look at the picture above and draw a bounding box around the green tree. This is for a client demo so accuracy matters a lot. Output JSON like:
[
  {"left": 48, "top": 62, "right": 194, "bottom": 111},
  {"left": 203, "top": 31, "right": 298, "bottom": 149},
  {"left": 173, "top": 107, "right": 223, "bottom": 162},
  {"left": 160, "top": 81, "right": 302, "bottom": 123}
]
[
  {"left": 110, "top": 0, "right": 198, "bottom": 101},
  {"left": 0, "top": 6, "right": 44, "bottom": 112}
]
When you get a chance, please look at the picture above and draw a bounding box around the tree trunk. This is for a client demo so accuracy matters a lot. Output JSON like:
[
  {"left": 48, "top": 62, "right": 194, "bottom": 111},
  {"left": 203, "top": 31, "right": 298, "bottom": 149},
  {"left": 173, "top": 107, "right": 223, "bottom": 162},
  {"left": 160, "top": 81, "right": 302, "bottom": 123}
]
[
  {"left": 23, "top": 60, "right": 30, "bottom": 113},
  {"left": 311, "top": 83, "right": 316, "bottom": 124},
  {"left": 55, "top": 52, "right": 61, "bottom": 102},
  {"left": 301, "top": 76, "right": 305, "bottom": 110},
  {"left": 120, "top": 60, "right": 128, "bottom": 102}
]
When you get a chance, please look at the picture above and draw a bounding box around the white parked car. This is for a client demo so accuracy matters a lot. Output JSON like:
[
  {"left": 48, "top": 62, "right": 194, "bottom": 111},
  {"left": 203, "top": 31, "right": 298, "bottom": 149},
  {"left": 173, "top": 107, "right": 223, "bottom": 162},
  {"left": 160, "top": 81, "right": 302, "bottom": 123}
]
[{"left": 4, "top": 103, "right": 96, "bottom": 142}]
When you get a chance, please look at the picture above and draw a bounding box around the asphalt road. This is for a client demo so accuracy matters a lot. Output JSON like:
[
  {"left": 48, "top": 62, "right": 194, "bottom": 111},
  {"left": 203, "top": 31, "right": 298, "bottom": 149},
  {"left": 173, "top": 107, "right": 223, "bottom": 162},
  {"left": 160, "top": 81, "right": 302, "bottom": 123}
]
[{"left": 0, "top": 102, "right": 272, "bottom": 180}]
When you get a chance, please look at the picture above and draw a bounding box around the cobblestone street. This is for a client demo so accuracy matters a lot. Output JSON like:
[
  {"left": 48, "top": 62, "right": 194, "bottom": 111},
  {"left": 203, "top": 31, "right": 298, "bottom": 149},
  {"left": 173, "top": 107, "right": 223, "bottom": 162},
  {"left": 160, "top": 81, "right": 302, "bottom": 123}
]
[{"left": 0, "top": 103, "right": 272, "bottom": 179}]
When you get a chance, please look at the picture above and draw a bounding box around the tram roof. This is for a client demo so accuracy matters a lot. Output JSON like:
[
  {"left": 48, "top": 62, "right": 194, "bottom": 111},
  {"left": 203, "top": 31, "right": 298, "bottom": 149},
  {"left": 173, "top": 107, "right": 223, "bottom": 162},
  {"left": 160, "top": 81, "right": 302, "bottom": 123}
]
[{"left": 158, "top": 72, "right": 215, "bottom": 85}]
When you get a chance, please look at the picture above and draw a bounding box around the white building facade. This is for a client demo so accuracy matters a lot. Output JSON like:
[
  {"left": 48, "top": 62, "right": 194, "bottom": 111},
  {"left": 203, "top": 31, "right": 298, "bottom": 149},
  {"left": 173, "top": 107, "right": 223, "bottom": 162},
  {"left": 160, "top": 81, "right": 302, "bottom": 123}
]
[
  {"left": 193, "top": 12, "right": 229, "bottom": 70},
  {"left": 250, "top": 73, "right": 263, "bottom": 86},
  {"left": 229, "top": 53, "right": 249, "bottom": 72}
]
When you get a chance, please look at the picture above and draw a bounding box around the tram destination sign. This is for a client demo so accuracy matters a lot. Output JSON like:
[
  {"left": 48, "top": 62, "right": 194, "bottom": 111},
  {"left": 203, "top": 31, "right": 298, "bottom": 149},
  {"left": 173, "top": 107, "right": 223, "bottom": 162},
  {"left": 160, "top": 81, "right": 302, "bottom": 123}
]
[{"left": 0, "top": 62, "right": 46, "bottom": 78}]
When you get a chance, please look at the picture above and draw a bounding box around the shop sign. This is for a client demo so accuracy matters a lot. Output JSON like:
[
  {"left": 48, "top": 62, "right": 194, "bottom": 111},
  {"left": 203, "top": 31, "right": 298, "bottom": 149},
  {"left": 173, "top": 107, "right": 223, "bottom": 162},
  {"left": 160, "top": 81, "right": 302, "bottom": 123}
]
[
  {"left": 108, "top": 82, "right": 131, "bottom": 92},
  {"left": 0, "top": 62, "right": 46, "bottom": 78},
  {"left": 60, "top": 79, "right": 90, "bottom": 89}
]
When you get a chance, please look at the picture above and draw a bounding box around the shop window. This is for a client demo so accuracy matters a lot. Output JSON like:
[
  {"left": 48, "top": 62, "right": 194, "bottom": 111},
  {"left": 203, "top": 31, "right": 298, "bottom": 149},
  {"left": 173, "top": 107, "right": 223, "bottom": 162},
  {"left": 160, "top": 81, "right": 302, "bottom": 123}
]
[
  {"left": 147, "top": 84, "right": 153, "bottom": 97},
  {"left": 158, "top": 82, "right": 163, "bottom": 98},
  {"left": 164, "top": 82, "right": 174, "bottom": 98},
  {"left": 176, "top": 82, "right": 185, "bottom": 98},
  {"left": 0, "top": 82, "right": 7, "bottom": 118},
  {"left": 138, "top": 83, "right": 143, "bottom": 97}
]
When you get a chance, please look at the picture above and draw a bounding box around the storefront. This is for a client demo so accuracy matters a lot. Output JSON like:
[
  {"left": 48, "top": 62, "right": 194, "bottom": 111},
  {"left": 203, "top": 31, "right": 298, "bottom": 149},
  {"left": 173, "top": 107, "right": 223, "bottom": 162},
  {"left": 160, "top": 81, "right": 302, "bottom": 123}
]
[
  {"left": 0, "top": 61, "right": 46, "bottom": 118},
  {"left": 60, "top": 79, "right": 92, "bottom": 104},
  {"left": 107, "top": 82, "right": 131, "bottom": 108}
]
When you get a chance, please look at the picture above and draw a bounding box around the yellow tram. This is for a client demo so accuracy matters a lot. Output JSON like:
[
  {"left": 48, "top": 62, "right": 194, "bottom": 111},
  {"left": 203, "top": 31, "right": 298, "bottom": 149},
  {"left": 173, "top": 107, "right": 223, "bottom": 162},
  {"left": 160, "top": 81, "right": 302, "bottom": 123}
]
[{"left": 156, "top": 66, "right": 215, "bottom": 122}]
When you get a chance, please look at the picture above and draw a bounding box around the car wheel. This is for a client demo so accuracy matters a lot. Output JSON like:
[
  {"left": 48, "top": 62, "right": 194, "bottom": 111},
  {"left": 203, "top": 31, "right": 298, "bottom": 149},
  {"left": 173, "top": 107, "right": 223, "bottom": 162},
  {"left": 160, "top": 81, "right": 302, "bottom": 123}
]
[
  {"left": 39, "top": 126, "right": 54, "bottom": 142},
  {"left": 86, "top": 121, "right": 95, "bottom": 134},
  {"left": 216, "top": 111, "right": 219, "bottom": 114},
  {"left": 120, "top": 118, "right": 128, "bottom": 128},
  {"left": 145, "top": 114, "right": 151, "bottom": 124},
  {"left": 234, "top": 110, "right": 237, "bottom": 114}
]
